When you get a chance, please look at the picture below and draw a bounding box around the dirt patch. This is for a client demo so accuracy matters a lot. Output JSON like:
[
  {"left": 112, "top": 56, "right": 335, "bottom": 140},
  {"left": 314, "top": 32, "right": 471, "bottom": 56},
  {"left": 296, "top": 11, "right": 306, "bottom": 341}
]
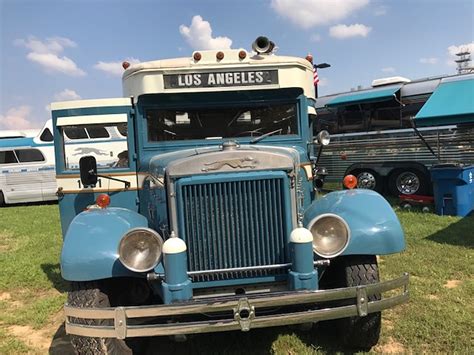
[
  {"left": 374, "top": 336, "right": 405, "bottom": 353},
  {"left": 426, "top": 294, "right": 439, "bottom": 300},
  {"left": 8, "top": 325, "right": 51, "bottom": 351},
  {"left": 0, "top": 292, "right": 12, "bottom": 301},
  {"left": 444, "top": 280, "right": 462, "bottom": 289}
]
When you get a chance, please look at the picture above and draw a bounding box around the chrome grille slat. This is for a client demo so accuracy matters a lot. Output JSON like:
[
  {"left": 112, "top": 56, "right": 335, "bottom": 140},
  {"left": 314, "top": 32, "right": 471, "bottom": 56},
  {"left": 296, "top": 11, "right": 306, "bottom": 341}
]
[{"left": 179, "top": 176, "right": 288, "bottom": 282}]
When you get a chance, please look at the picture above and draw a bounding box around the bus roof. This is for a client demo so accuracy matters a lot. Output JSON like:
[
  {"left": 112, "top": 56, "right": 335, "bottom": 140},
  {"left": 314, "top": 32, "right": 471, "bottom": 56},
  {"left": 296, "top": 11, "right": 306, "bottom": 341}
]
[{"left": 122, "top": 49, "right": 315, "bottom": 101}]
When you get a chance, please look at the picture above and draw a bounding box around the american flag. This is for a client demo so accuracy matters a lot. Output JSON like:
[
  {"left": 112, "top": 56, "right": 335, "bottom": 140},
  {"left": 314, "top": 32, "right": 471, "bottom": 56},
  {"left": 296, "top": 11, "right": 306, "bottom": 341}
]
[{"left": 313, "top": 65, "right": 320, "bottom": 85}]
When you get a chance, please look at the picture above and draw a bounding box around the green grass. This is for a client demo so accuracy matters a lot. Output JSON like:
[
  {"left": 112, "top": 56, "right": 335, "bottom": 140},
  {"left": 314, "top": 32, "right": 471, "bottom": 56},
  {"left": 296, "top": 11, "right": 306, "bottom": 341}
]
[{"left": 0, "top": 202, "right": 473, "bottom": 353}]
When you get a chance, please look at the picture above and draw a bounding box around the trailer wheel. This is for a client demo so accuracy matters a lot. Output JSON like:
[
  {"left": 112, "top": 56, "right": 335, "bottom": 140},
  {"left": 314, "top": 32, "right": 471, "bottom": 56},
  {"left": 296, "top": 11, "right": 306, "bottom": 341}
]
[
  {"left": 68, "top": 279, "right": 150, "bottom": 355},
  {"left": 320, "top": 255, "right": 381, "bottom": 351},
  {"left": 351, "top": 170, "right": 383, "bottom": 193},
  {"left": 0, "top": 191, "right": 4, "bottom": 206},
  {"left": 388, "top": 169, "right": 428, "bottom": 196}
]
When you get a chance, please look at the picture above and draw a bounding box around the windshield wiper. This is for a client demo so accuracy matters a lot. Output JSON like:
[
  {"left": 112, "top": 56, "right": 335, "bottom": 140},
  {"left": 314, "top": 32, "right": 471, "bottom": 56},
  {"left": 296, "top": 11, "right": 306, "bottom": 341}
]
[{"left": 250, "top": 128, "right": 283, "bottom": 144}]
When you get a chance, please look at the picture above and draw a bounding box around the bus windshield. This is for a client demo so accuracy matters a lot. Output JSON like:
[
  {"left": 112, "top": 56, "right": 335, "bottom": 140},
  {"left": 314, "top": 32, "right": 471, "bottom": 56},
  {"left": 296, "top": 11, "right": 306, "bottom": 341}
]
[{"left": 146, "top": 103, "right": 298, "bottom": 142}]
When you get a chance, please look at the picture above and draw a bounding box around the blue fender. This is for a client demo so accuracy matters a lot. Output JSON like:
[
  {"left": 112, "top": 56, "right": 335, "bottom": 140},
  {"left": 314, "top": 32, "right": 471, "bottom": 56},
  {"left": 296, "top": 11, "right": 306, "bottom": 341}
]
[
  {"left": 304, "top": 190, "right": 405, "bottom": 255},
  {"left": 61, "top": 207, "right": 149, "bottom": 281}
]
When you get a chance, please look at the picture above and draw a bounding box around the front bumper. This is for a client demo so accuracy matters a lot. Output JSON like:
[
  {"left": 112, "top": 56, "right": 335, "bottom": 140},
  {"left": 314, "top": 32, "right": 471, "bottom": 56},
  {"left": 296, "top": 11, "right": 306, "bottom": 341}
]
[{"left": 64, "top": 273, "right": 408, "bottom": 339}]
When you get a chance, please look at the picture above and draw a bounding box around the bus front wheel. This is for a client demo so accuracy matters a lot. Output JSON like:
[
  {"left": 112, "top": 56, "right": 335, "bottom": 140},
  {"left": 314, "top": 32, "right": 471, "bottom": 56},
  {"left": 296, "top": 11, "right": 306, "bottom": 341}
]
[{"left": 353, "top": 170, "right": 383, "bottom": 193}]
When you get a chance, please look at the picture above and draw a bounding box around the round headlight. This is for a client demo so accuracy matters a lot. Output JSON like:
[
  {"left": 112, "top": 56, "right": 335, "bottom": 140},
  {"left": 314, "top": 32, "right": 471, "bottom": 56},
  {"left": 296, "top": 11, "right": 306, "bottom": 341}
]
[
  {"left": 118, "top": 228, "right": 164, "bottom": 272},
  {"left": 308, "top": 214, "right": 350, "bottom": 258}
]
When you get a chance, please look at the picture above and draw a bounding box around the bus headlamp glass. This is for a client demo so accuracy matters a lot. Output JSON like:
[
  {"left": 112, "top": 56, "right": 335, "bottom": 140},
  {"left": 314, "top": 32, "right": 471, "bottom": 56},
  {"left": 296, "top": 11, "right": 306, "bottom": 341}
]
[
  {"left": 308, "top": 214, "right": 350, "bottom": 258},
  {"left": 118, "top": 228, "right": 164, "bottom": 272},
  {"left": 315, "top": 130, "right": 330, "bottom": 146}
]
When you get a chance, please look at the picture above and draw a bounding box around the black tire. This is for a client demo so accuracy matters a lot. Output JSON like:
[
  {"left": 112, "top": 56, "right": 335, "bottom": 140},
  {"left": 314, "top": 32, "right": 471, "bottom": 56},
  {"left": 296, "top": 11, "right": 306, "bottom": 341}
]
[
  {"left": 388, "top": 168, "right": 428, "bottom": 196},
  {"left": 68, "top": 279, "right": 150, "bottom": 354},
  {"left": 320, "top": 255, "right": 381, "bottom": 351},
  {"left": 351, "top": 169, "right": 383, "bottom": 193},
  {"left": 0, "top": 191, "right": 4, "bottom": 206}
]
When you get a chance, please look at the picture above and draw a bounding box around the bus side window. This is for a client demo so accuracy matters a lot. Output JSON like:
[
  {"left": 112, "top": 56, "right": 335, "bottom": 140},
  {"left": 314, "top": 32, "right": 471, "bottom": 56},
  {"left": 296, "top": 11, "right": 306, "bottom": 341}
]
[
  {"left": 64, "top": 127, "right": 88, "bottom": 140},
  {"left": 0, "top": 150, "right": 18, "bottom": 164},
  {"left": 370, "top": 103, "right": 402, "bottom": 131},
  {"left": 15, "top": 149, "right": 45, "bottom": 162},
  {"left": 338, "top": 105, "right": 367, "bottom": 133},
  {"left": 40, "top": 128, "right": 54, "bottom": 142},
  {"left": 86, "top": 126, "right": 110, "bottom": 139}
]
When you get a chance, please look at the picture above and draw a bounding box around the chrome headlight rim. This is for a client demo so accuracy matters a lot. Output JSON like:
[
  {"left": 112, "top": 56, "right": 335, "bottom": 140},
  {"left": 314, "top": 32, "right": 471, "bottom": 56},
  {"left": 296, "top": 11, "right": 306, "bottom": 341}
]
[
  {"left": 118, "top": 227, "right": 164, "bottom": 273},
  {"left": 307, "top": 213, "right": 351, "bottom": 258}
]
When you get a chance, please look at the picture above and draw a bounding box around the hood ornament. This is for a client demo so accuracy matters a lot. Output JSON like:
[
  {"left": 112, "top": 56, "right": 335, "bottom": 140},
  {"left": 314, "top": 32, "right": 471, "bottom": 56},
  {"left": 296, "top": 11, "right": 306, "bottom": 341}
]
[{"left": 202, "top": 156, "right": 257, "bottom": 172}]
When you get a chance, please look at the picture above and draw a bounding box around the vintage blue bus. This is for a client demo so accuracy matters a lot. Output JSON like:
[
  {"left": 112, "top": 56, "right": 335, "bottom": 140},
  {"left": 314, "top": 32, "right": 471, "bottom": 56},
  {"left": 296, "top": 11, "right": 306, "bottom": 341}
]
[
  {"left": 315, "top": 74, "right": 474, "bottom": 195},
  {"left": 52, "top": 37, "right": 409, "bottom": 353}
]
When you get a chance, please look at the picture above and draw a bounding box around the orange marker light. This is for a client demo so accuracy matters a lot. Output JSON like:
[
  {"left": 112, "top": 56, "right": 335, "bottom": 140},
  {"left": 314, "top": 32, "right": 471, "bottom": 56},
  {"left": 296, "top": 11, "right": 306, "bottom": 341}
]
[
  {"left": 96, "top": 194, "right": 111, "bottom": 208},
  {"left": 343, "top": 175, "right": 358, "bottom": 189}
]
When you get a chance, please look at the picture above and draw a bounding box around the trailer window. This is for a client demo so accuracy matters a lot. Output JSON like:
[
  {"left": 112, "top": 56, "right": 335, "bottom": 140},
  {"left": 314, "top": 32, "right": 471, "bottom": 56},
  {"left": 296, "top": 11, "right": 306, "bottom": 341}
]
[
  {"left": 40, "top": 128, "right": 54, "bottom": 142},
  {"left": 0, "top": 151, "right": 18, "bottom": 164},
  {"left": 15, "top": 149, "right": 45, "bottom": 162}
]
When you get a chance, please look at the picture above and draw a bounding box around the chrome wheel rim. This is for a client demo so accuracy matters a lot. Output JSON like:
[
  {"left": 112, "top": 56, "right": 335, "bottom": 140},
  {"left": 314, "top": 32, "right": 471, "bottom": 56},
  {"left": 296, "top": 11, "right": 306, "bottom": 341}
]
[
  {"left": 357, "top": 172, "right": 377, "bottom": 190},
  {"left": 396, "top": 172, "right": 420, "bottom": 195}
]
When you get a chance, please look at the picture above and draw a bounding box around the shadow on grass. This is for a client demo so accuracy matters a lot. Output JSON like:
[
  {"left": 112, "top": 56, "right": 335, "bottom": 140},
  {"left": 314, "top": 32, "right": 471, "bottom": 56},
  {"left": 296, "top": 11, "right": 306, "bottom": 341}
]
[
  {"left": 46, "top": 322, "right": 355, "bottom": 354},
  {"left": 426, "top": 216, "right": 474, "bottom": 249},
  {"left": 49, "top": 322, "right": 73, "bottom": 355},
  {"left": 41, "top": 263, "right": 70, "bottom": 293},
  {"left": 427, "top": 215, "right": 474, "bottom": 248},
  {"left": 0, "top": 200, "right": 58, "bottom": 208}
]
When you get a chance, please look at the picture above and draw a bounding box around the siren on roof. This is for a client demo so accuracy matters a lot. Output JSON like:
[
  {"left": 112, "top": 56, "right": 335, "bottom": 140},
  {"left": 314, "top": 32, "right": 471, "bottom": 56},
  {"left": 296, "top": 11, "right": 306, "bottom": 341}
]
[{"left": 372, "top": 76, "right": 411, "bottom": 87}]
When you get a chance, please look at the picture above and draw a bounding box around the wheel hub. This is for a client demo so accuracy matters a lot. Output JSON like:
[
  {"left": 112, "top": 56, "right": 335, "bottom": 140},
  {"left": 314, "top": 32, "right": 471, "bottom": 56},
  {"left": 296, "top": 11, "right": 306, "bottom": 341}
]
[
  {"left": 396, "top": 172, "right": 420, "bottom": 195},
  {"left": 357, "top": 172, "right": 376, "bottom": 190}
]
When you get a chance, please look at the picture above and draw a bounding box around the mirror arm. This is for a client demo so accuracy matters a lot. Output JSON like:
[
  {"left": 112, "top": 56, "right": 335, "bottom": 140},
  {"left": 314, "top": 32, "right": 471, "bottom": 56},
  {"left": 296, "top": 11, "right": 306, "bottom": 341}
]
[{"left": 90, "top": 170, "right": 131, "bottom": 189}]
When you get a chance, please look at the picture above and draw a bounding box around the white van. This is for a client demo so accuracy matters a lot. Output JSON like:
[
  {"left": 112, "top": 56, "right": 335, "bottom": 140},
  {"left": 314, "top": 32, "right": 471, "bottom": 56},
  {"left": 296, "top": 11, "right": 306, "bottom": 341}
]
[{"left": 0, "top": 119, "right": 127, "bottom": 205}]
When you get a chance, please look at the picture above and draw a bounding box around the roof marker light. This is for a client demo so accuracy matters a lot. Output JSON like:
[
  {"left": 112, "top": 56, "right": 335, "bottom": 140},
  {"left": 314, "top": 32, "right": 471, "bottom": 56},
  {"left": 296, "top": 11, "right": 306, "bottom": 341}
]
[
  {"left": 122, "top": 61, "right": 130, "bottom": 70},
  {"left": 216, "top": 51, "right": 224, "bottom": 60},
  {"left": 193, "top": 52, "right": 202, "bottom": 61},
  {"left": 239, "top": 50, "right": 247, "bottom": 60},
  {"left": 96, "top": 194, "right": 111, "bottom": 208}
]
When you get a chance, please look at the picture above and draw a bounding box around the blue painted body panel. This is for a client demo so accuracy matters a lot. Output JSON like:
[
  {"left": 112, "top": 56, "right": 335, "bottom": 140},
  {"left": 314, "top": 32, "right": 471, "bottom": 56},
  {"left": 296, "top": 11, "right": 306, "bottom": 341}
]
[
  {"left": 303, "top": 189, "right": 405, "bottom": 255},
  {"left": 61, "top": 207, "right": 149, "bottom": 281},
  {"left": 0, "top": 137, "right": 53, "bottom": 149}
]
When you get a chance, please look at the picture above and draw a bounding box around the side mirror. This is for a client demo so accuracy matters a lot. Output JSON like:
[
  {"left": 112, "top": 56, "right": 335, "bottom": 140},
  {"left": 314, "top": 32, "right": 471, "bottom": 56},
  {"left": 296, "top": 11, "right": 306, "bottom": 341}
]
[
  {"left": 314, "top": 130, "right": 330, "bottom": 146},
  {"left": 79, "top": 156, "right": 98, "bottom": 187}
]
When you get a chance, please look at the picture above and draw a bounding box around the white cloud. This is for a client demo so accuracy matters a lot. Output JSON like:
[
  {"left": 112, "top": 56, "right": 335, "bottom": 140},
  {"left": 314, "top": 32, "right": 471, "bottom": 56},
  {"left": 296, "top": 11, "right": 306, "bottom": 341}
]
[
  {"left": 94, "top": 58, "right": 140, "bottom": 77},
  {"left": 374, "top": 6, "right": 387, "bottom": 16},
  {"left": 382, "top": 67, "right": 396, "bottom": 73},
  {"left": 329, "top": 24, "right": 372, "bottom": 39},
  {"left": 419, "top": 57, "right": 438, "bottom": 65},
  {"left": 179, "top": 15, "right": 232, "bottom": 50},
  {"left": 15, "top": 36, "right": 85, "bottom": 76},
  {"left": 310, "top": 34, "right": 322, "bottom": 42},
  {"left": 0, "top": 106, "right": 38, "bottom": 130},
  {"left": 271, "top": 0, "right": 370, "bottom": 28},
  {"left": 446, "top": 42, "right": 474, "bottom": 67},
  {"left": 45, "top": 89, "right": 82, "bottom": 111}
]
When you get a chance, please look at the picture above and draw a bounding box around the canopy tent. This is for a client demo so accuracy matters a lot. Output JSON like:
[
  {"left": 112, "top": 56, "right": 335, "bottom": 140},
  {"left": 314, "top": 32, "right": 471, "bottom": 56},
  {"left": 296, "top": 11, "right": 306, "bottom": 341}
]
[
  {"left": 415, "top": 76, "right": 474, "bottom": 126},
  {"left": 326, "top": 85, "right": 402, "bottom": 107}
]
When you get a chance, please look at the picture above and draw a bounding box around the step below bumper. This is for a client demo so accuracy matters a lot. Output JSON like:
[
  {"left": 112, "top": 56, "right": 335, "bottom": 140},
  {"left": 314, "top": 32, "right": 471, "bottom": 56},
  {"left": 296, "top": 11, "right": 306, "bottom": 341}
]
[{"left": 65, "top": 273, "right": 409, "bottom": 339}]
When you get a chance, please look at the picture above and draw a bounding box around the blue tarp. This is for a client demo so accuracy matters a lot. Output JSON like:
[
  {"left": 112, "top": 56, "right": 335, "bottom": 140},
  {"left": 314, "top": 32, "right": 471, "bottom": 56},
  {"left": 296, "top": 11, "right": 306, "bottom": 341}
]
[
  {"left": 326, "top": 85, "right": 401, "bottom": 107},
  {"left": 415, "top": 77, "right": 474, "bottom": 126}
]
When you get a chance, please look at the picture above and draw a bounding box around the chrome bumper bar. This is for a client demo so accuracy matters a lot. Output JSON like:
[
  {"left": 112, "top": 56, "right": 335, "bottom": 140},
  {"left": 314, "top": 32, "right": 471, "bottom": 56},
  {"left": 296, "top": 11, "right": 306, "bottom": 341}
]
[{"left": 65, "top": 273, "right": 409, "bottom": 339}]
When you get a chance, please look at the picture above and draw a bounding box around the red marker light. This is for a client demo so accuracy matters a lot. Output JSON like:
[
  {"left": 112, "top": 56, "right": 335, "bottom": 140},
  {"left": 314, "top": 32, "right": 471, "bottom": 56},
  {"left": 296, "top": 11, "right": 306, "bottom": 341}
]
[
  {"left": 238, "top": 50, "right": 247, "bottom": 59},
  {"left": 193, "top": 52, "right": 202, "bottom": 61},
  {"left": 122, "top": 61, "right": 130, "bottom": 70},
  {"left": 305, "top": 54, "right": 313, "bottom": 63},
  {"left": 96, "top": 194, "right": 111, "bottom": 208},
  {"left": 216, "top": 51, "right": 224, "bottom": 60},
  {"left": 343, "top": 175, "right": 358, "bottom": 190}
]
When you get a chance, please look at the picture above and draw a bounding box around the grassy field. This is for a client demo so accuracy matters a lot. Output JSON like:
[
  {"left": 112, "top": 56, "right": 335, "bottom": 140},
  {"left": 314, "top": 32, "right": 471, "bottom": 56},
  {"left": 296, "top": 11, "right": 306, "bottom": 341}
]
[{"left": 0, "top": 202, "right": 473, "bottom": 354}]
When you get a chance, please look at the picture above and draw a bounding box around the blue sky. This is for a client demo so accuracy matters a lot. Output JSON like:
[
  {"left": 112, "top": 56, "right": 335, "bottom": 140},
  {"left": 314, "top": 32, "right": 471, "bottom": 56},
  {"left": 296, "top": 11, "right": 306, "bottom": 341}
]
[{"left": 1, "top": 0, "right": 473, "bottom": 129}]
